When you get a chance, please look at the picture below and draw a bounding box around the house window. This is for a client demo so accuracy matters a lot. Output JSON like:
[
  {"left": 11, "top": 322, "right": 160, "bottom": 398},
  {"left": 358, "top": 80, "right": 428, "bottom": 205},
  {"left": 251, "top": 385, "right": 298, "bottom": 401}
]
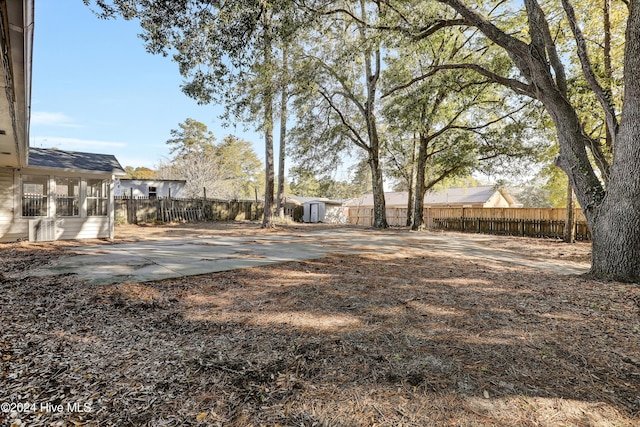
[
  {"left": 22, "top": 174, "right": 49, "bottom": 217},
  {"left": 55, "top": 177, "right": 79, "bottom": 217},
  {"left": 87, "top": 179, "right": 108, "bottom": 216},
  {"left": 148, "top": 186, "right": 157, "bottom": 199}
]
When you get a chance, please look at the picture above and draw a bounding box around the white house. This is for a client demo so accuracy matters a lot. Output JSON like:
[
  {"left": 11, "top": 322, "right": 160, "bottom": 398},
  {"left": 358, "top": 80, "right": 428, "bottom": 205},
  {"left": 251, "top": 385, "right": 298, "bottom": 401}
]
[
  {"left": 0, "top": 1, "right": 127, "bottom": 242},
  {"left": 116, "top": 179, "right": 187, "bottom": 199}
]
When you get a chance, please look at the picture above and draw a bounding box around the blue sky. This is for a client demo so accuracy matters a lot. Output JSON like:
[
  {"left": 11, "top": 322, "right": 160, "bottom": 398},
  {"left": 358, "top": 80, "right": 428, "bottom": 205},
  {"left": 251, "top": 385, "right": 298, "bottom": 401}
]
[{"left": 31, "top": 1, "right": 264, "bottom": 169}]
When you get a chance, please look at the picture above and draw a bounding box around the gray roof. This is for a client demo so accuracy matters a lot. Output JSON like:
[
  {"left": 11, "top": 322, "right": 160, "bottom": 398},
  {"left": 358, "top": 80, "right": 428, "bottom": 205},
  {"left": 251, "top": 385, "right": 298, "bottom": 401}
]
[
  {"left": 288, "top": 196, "right": 344, "bottom": 205},
  {"left": 120, "top": 179, "right": 186, "bottom": 183},
  {"left": 424, "top": 186, "right": 498, "bottom": 205},
  {"left": 345, "top": 186, "right": 515, "bottom": 207},
  {"left": 28, "top": 148, "right": 126, "bottom": 175}
]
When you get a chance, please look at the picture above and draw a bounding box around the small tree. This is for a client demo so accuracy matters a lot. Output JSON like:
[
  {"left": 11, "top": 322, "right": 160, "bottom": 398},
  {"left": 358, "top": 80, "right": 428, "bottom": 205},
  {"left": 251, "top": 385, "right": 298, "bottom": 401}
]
[{"left": 166, "top": 118, "right": 216, "bottom": 157}]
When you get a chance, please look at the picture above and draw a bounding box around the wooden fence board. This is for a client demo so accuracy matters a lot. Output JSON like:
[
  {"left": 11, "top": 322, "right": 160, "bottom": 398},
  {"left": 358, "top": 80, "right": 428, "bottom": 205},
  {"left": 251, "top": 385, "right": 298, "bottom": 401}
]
[
  {"left": 348, "top": 206, "right": 591, "bottom": 240},
  {"left": 115, "top": 197, "right": 263, "bottom": 224}
]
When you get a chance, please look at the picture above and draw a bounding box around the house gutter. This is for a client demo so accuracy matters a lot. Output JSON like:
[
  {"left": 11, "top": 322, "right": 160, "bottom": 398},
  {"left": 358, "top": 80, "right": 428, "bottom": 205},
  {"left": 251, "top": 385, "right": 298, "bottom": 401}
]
[{"left": 0, "top": 0, "right": 34, "bottom": 168}]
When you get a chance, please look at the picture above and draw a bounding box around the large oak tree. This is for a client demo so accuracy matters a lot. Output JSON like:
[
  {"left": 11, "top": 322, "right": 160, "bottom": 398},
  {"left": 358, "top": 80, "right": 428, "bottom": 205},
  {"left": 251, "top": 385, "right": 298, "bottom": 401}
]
[{"left": 429, "top": 0, "right": 638, "bottom": 282}]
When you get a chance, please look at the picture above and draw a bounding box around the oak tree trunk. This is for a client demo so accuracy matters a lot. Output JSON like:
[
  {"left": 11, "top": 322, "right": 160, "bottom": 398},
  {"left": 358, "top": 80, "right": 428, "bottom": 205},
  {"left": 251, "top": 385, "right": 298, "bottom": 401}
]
[
  {"left": 361, "top": 0, "right": 387, "bottom": 229},
  {"left": 369, "top": 153, "right": 388, "bottom": 228},
  {"left": 406, "top": 133, "right": 417, "bottom": 227},
  {"left": 437, "top": 0, "right": 640, "bottom": 282},
  {"left": 589, "top": 3, "right": 640, "bottom": 281},
  {"left": 563, "top": 182, "right": 575, "bottom": 243},
  {"left": 412, "top": 133, "right": 428, "bottom": 230}
]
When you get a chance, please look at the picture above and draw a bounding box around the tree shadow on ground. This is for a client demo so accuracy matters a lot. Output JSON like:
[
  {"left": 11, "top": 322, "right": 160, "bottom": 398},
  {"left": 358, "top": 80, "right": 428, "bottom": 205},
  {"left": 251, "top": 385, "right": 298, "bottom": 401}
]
[{"left": 1, "top": 248, "right": 638, "bottom": 426}]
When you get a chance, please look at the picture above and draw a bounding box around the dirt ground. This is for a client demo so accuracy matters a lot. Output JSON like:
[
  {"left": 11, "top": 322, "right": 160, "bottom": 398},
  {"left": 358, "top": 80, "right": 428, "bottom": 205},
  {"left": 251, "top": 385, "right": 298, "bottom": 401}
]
[{"left": 1, "top": 222, "right": 639, "bottom": 426}]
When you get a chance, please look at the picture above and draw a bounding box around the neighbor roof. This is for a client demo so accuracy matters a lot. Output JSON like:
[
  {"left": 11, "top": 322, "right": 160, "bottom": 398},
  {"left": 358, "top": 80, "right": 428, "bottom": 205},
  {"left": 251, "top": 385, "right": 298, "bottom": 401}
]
[
  {"left": 28, "top": 148, "right": 126, "bottom": 175},
  {"left": 424, "top": 185, "right": 498, "bottom": 205},
  {"left": 345, "top": 186, "right": 507, "bottom": 207}
]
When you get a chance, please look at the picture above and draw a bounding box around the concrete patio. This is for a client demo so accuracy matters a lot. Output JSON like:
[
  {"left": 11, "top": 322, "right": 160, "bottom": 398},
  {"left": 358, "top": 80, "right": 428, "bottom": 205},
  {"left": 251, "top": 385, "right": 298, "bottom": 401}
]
[{"left": 26, "top": 228, "right": 591, "bottom": 284}]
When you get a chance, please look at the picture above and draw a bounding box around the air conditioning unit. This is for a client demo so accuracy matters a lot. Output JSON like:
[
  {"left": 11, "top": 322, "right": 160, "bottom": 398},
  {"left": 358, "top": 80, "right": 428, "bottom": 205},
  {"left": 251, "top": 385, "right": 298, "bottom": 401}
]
[{"left": 29, "top": 219, "right": 57, "bottom": 242}]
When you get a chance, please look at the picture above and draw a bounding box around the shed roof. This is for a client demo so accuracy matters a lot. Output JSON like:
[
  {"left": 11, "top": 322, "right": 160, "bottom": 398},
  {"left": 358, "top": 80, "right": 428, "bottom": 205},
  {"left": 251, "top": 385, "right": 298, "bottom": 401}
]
[
  {"left": 28, "top": 148, "right": 126, "bottom": 175},
  {"left": 288, "top": 196, "right": 345, "bottom": 205}
]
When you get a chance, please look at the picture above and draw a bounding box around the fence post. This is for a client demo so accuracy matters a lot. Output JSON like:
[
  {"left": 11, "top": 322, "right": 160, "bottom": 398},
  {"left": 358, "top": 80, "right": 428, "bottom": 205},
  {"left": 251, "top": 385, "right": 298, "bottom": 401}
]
[
  {"left": 128, "top": 188, "right": 134, "bottom": 224},
  {"left": 461, "top": 207, "right": 466, "bottom": 232}
]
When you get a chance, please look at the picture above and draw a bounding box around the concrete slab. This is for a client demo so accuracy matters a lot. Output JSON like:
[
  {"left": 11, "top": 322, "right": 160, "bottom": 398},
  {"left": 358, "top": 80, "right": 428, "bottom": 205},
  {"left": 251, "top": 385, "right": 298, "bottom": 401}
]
[{"left": 24, "top": 228, "right": 590, "bottom": 284}]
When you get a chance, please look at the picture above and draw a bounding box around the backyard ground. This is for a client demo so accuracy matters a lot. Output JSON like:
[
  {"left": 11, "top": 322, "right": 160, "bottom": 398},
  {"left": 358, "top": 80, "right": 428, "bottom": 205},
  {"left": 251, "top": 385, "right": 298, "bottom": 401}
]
[{"left": 1, "top": 222, "right": 639, "bottom": 426}]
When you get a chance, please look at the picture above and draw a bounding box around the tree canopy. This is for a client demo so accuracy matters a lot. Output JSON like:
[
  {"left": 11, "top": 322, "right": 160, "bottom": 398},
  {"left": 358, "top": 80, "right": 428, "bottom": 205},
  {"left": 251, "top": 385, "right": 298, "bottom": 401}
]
[
  {"left": 156, "top": 119, "right": 263, "bottom": 199},
  {"left": 87, "top": 0, "right": 640, "bottom": 281}
]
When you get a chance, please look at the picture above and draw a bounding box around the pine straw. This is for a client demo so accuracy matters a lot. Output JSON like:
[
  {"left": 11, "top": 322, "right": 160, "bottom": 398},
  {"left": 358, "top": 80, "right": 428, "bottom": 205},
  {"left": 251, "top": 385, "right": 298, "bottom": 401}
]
[{"left": 1, "top": 225, "right": 639, "bottom": 426}]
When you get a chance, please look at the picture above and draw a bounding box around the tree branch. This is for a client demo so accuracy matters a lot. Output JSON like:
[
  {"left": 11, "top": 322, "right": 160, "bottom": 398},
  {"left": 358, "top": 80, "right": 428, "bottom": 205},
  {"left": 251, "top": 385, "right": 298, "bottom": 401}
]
[
  {"left": 305, "top": 53, "right": 367, "bottom": 117},
  {"left": 524, "top": 0, "right": 567, "bottom": 95},
  {"left": 318, "top": 88, "right": 370, "bottom": 151},
  {"left": 424, "top": 165, "right": 463, "bottom": 193},
  {"left": 317, "top": 5, "right": 466, "bottom": 39},
  {"left": 383, "top": 63, "right": 534, "bottom": 98},
  {"left": 436, "top": 0, "right": 533, "bottom": 78},
  {"left": 381, "top": 69, "right": 439, "bottom": 98},
  {"left": 561, "top": 0, "right": 618, "bottom": 145}
]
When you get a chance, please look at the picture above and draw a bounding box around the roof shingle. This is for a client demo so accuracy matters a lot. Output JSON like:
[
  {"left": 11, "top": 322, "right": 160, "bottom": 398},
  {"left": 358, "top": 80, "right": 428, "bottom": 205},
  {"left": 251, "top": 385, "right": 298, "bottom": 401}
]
[{"left": 28, "top": 148, "right": 125, "bottom": 175}]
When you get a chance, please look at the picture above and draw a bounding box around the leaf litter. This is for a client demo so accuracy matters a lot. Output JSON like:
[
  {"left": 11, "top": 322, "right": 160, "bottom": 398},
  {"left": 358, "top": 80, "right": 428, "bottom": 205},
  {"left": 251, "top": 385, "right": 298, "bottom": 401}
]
[{"left": 0, "top": 222, "right": 638, "bottom": 426}]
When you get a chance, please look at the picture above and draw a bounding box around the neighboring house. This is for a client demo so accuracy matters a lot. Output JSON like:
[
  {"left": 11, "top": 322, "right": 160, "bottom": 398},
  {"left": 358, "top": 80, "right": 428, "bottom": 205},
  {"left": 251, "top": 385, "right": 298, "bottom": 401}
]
[
  {"left": 288, "top": 196, "right": 348, "bottom": 224},
  {"left": 0, "top": 1, "right": 127, "bottom": 242},
  {"left": 423, "top": 185, "right": 521, "bottom": 208},
  {"left": 116, "top": 179, "right": 187, "bottom": 199},
  {"left": 346, "top": 186, "right": 522, "bottom": 210}
]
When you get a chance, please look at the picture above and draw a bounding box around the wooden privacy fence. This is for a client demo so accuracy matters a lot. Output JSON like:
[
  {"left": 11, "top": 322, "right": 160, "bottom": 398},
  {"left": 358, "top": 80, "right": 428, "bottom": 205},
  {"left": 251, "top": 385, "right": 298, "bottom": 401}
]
[
  {"left": 348, "top": 207, "right": 591, "bottom": 240},
  {"left": 115, "top": 197, "right": 264, "bottom": 224}
]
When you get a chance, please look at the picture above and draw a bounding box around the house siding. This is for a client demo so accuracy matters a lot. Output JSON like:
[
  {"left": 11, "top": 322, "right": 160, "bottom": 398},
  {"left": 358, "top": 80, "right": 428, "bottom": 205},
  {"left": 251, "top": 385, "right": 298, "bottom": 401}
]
[
  {"left": 485, "top": 192, "right": 510, "bottom": 208},
  {"left": 56, "top": 217, "right": 110, "bottom": 240},
  {"left": 0, "top": 168, "right": 22, "bottom": 242}
]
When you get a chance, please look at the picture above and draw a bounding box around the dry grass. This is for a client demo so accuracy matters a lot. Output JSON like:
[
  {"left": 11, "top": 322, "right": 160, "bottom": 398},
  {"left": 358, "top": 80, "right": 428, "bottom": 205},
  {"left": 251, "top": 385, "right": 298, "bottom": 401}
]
[{"left": 1, "top": 223, "right": 638, "bottom": 426}]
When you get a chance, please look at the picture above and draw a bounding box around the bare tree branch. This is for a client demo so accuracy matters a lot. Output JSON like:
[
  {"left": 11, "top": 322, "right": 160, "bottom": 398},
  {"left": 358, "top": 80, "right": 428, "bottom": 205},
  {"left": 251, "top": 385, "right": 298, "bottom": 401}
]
[
  {"left": 316, "top": 5, "right": 466, "bottom": 39},
  {"left": 318, "top": 88, "right": 370, "bottom": 151},
  {"left": 304, "top": 53, "right": 367, "bottom": 117},
  {"left": 524, "top": 0, "right": 567, "bottom": 95},
  {"left": 383, "top": 63, "right": 534, "bottom": 98},
  {"left": 437, "top": 0, "right": 533, "bottom": 78},
  {"left": 561, "top": 0, "right": 619, "bottom": 144}
]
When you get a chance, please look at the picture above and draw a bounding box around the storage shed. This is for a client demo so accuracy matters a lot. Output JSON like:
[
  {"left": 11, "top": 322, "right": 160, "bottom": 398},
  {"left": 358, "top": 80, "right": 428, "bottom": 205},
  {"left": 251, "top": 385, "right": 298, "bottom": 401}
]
[
  {"left": 303, "top": 201, "right": 325, "bottom": 223},
  {"left": 299, "top": 198, "right": 346, "bottom": 223}
]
